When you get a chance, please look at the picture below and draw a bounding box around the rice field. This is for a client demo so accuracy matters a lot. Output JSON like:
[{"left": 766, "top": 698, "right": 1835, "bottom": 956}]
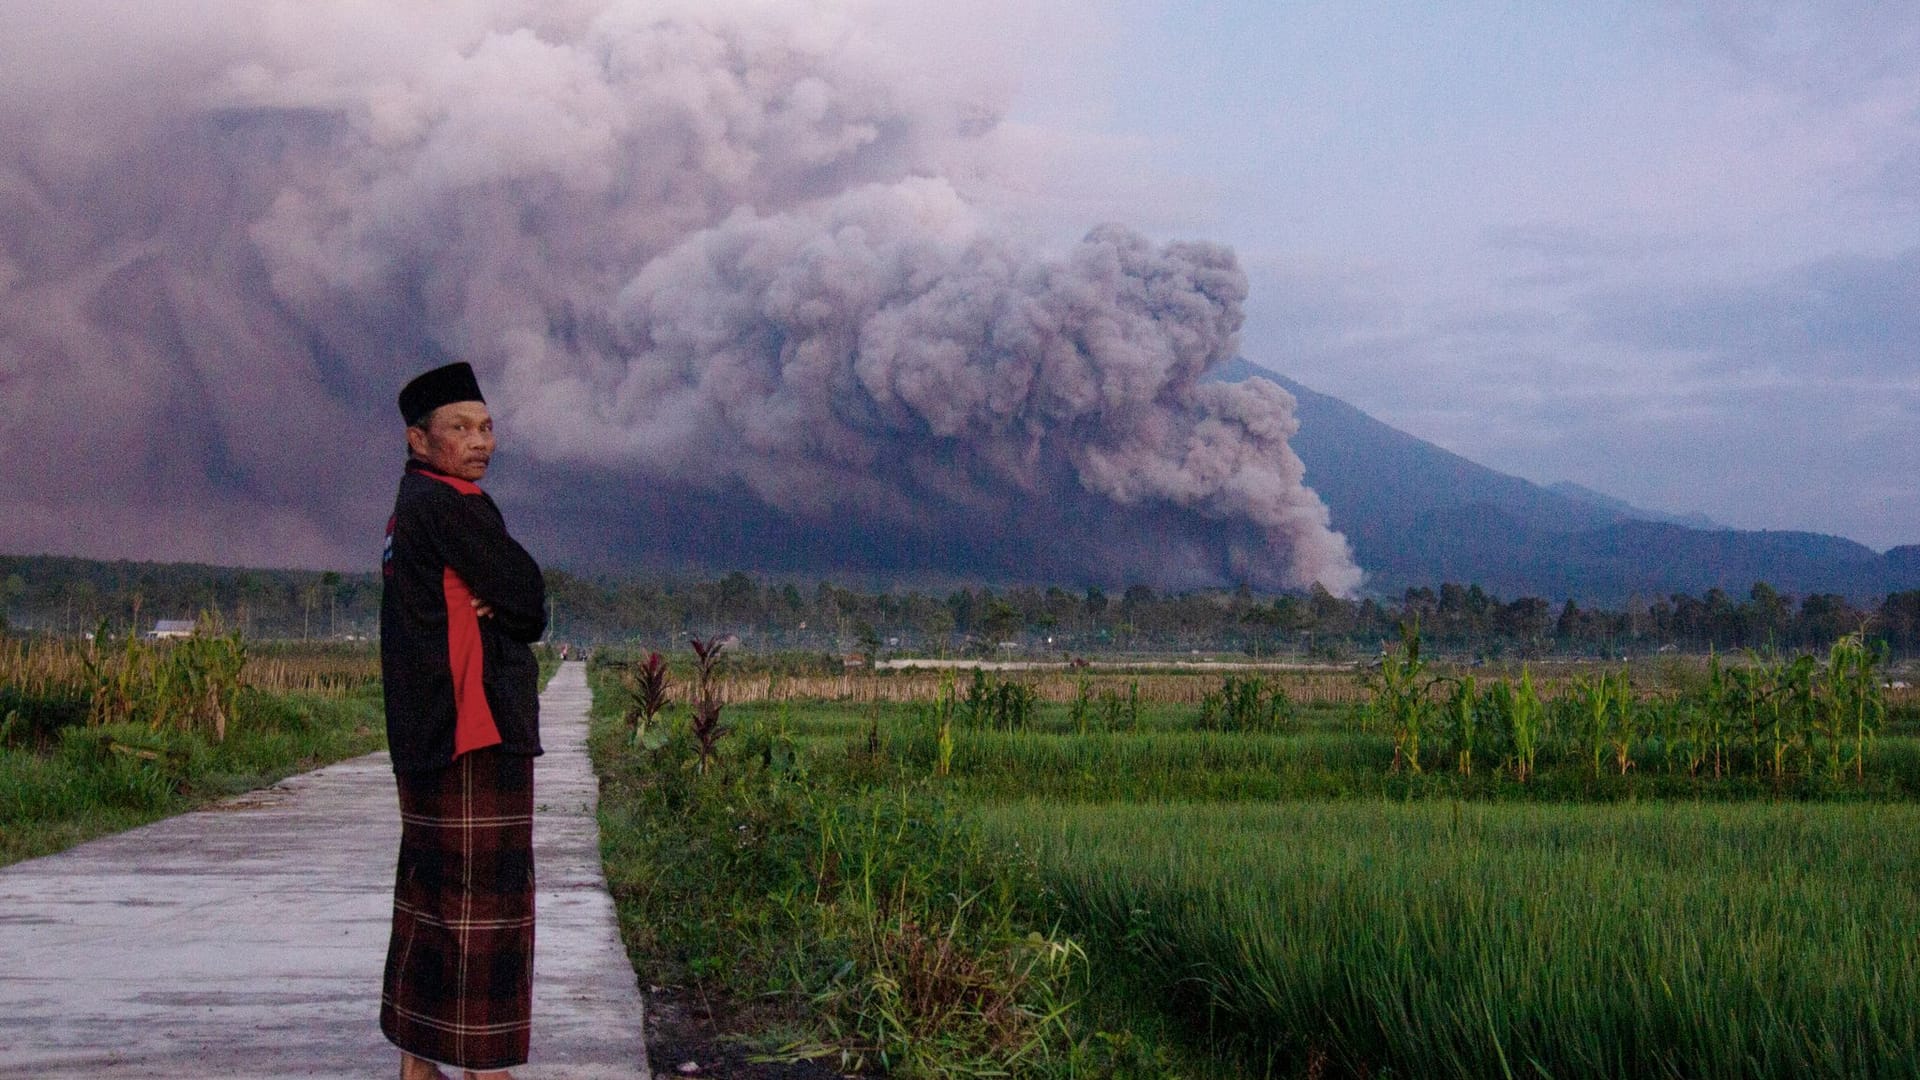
[
  {"left": 980, "top": 800, "right": 1920, "bottom": 1079},
  {"left": 591, "top": 643, "right": 1920, "bottom": 1077}
]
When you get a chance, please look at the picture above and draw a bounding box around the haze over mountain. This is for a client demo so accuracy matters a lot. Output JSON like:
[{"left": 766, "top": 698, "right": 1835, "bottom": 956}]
[{"left": 1218, "top": 359, "right": 1918, "bottom": 604}]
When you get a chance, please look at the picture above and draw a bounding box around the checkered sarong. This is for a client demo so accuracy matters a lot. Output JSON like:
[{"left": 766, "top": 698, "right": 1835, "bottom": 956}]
[{"left": 380, "top": 747, "right": 535, "bottom": 1070}]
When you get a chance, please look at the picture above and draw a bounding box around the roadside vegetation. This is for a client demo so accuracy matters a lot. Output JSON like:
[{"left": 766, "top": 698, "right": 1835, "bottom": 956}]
[
  {"left": 589, "top": 630, "right": 1920, "bottom": 1078},
  {"left": 0, "top": 628, "right": 386, "bottom": 867}
]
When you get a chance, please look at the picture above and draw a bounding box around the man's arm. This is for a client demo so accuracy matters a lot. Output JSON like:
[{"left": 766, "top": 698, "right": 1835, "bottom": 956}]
[{"left": 426, "top": 492, "right": 549, "bottom": 643}]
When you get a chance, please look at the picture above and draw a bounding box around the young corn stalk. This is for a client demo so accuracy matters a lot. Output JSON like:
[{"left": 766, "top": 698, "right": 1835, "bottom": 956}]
[
  {"left": 1729, "top": 658, "right": 1770, "bottom": 778},
  {"left": 1440, "top": 675, "right": 1478, "bottom": 777},
  {"left": 1572, "top": 671, "right": 1611, "bottom": 779},
  {"left": 1823, "top": 631, "right": 1886, "bottom": 782},
  {"left": 1370, "top": 621, "right": 1431, "bottom": 775},
  {"left": 169, "top": 624, "right": 247, "bottom": 742},
  {"left": 1490, "top": 668, "right": 1542, "bottom": 783},
  {"left": 1642, "top": 694, "right": 1687, "bottom": 776},
  {"left": 933, "top": 670, "right": 956, "bottom": 779},
  {"left": 963, "top": 668, "right": 992, "bottom": 729},
  {"left": 1069, "top": 674, "right": 1092, "bottom": 736},
  {"left": 1700, "top": 652, "right": 1731, "bottom": 778},
  {"left": 1605, "top": 669, "right": 1635, "bottom": 775},
  {"left": 1770, "top": 655, "right": 1816, "bottom": 782}
]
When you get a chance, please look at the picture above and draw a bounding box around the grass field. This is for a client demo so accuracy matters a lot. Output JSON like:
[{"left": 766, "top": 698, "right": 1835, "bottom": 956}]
[{"left": 588, "top": 647, "right": 1920, "bottom": 1078}]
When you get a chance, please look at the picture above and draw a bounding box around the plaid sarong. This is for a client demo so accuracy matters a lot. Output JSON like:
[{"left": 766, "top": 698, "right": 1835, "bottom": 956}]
[{"left": 380, "top": 747, "right": 536, "bottom": 1070}]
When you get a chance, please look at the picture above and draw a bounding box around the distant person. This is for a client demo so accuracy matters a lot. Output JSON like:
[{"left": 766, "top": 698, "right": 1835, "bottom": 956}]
[{"left": 380, "top": 361, "right": 547, "bottom": 1080}]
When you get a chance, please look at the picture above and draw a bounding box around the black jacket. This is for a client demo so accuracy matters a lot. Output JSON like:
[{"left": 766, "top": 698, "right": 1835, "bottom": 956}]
[{"left": 380, "top": 459, "right": 547, "bottom": 773}]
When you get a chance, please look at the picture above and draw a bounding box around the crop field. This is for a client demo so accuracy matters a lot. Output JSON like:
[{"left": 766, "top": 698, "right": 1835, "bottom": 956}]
[
  {"left": 983, "top": 800, "right": 1920, "bottom": 1079},
  {"left": 0, "top": 635, "right": 386, "bottom": 866},
  {"left": 592, "top": 635, "right": 1920, "bottom": 1078}
]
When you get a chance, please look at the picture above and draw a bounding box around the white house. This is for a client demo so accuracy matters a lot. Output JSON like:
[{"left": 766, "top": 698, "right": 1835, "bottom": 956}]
[{"left": 148, "top": 619, "right": 196, "bottom": 640}]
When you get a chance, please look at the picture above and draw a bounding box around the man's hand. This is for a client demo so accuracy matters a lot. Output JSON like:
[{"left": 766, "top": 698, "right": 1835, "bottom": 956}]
[{"left": 471, "top": 596, "right": 495, "bottom": 619}]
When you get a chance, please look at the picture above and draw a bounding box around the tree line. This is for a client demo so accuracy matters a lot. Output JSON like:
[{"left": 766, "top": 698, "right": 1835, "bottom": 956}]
[{"left": 4, "top": 555, "right": 1915, "bottom": 658}]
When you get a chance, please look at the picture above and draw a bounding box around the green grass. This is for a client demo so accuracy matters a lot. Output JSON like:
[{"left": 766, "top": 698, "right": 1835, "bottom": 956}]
[
  {"left": 590, "top": 661, "right": 1246, "bottom": 1078},
  {"left": 589, "top": 663, "right": 1920, "bottom": 1078},
  {"left": 0, "top": 686, "right": 384, "bottom": 866},
  {"left": 983, "top": 800, "right": 1920, "bottom": 1079}
]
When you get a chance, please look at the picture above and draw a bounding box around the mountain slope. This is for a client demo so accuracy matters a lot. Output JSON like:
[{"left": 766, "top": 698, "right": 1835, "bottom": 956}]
[{"left": 1218, "top": 359, "right": 1915, "bottom": 601}]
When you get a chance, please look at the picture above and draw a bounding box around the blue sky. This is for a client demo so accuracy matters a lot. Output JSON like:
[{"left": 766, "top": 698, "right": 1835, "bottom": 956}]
[{"left": 987, "top": 1, "right": 1920, "bottom": 549}]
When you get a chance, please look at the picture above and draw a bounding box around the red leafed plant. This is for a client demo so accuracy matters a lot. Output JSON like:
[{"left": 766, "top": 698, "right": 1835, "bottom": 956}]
[
  {"left": 621, "top": 651, "right": 671, "bottom": 749},
  {"left": 688, "top": 637, "right": 729, "bottom": 773}
]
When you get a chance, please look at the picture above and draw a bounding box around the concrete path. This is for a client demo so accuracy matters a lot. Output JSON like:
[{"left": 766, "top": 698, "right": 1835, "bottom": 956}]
[{"left": 0, "top": 662, "right": 648, "bottom": 1079}]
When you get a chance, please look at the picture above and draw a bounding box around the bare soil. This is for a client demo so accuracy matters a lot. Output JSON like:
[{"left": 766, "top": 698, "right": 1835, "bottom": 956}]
[{"left": 646, "top": 984, "right": 854, "bottom": 1080}]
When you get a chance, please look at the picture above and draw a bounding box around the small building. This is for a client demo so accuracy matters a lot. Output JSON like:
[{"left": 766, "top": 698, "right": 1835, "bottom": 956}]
[{"left": 148, "top": 619, "right": 195, "bottom": 640}]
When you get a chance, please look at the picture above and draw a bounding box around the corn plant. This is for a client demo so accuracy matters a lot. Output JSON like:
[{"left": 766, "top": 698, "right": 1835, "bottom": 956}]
[
  {"left": 1368, "top": 621, "right": 1432, "bottom": 775},
  {"left": 1503, "top": 668, "right": 1543, "bottom": 783},
  {"left": 1699, "top": 653, "right": 1732, "bottom": 778},
  {"left": 991, "top": 680, "right": 1037, "bottom": 732},
  {"left": 932, "top": 671, "right": 956, "bottom": 779},
  {"left": 1437, "top": 675, "right": 1478, "bottom": 776},
  {"left": 1199, "top": 675, "right": 1293, "bottom": 734},
  {"left": 1607, "top": 670, "right": 1635, "bottom": 775},
  {"left": 168, "top": 624, "right": 247, "bottom": 741},
  {"left": 1767, "top": 655, "right": 1816, "bottom": 782},
  {"left": 962, "top": 668, "right": 993, "bottom": 728},
  {"left": 1642, "top": 694, "right": 1695, "bottom": 776},
  {"left": 1068, "top": 675, "right": 1093, "bottom": 735},
  {"left": 1822, "top": 631, "right": 1885, "bottom": 782},
  {"left": 1571, "top": 669, "right": 1631, "bottom": 777},
  {"left": 76, "top": 616, "right": 246, "bottom": 741}
]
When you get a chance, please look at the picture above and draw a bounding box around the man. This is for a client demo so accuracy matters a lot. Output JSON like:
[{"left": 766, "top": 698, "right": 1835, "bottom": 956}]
[{"left": 380, "top": 361, "right": 547, "bottom": 1080}]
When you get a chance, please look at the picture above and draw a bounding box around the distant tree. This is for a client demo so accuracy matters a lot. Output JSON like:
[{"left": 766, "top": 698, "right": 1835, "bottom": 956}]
[
  {"left": 945, "top": 589, "right": 977, "bottom": 634},
  {"left": 979, "top": 599, "right": 1023, "bottom": 643},
  {"left": 1501, "top": 597, "right": 1553, "bottom": 649},
  {"left": 1555, "top": 599, "right": 1582, "bottom": 640},
  {"left": 1746, "top": 581, "right": 1791, "bottom": 647},
  {"left": 1308, "top": 583, "right": 1353, "bottom": 636},
  {"left": 320, "top": 571, "right": 342, "bottom": 637},
  {"left": 1878, "top": 591, "right": 1920, "bottom": 653},
  {"left": 1083, "top": 586, "right": 1108, "bottom": 619},
  {"left": 1271, "top": 595, "right": 1310, "bottom": 637},
  {"left": 853, "top": 620, "right": 881, "bottom": 666},
  {"left": 1799, "top": 593, "right": 1862, "bottom": 644},
  {"left": 716, "top": 571, "right": 759, "bottom": 625}
]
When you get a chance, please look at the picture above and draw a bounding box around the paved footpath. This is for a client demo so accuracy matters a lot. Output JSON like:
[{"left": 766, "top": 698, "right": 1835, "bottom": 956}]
[{"left": 0, "top": 662, "right": 648, "bottom": 1079}]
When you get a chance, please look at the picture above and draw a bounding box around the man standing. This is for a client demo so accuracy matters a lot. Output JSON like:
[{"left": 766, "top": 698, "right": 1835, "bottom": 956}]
[{"left": 380, "top": 361, "right": 547, "bottom": 1080}]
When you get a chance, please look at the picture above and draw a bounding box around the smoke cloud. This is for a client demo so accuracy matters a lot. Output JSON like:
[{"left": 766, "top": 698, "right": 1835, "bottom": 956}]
[{"left": 0, "top": 1, "right": 1361, "bottom": 594}]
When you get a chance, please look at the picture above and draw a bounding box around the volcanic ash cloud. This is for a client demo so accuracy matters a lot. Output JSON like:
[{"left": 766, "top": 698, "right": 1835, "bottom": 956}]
[{"left": 0, "top": 1, "right": 1361, "bottom": 593}]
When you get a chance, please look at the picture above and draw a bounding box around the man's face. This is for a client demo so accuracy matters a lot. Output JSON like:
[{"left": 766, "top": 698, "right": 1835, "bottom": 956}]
[{"left": 407, "top": 401, "right": 495, "bottom": 482}]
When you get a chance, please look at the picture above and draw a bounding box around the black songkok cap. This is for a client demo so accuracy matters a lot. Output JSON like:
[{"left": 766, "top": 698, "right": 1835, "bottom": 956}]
[{"left": 398, "top": 362, "right": 485, "bottom": 426}]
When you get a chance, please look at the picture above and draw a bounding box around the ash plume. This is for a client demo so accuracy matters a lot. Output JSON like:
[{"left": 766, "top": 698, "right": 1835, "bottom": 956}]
[{"left": 0, "top": 1, "right": 1361, "bottom": 594}]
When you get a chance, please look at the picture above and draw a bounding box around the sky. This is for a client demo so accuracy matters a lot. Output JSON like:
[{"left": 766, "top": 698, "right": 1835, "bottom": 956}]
[
  {"left": 0, "top": 0, "right": 1912, "bottom": 587},
  {"left": 985, "top": 1, "right": 1919, "bottom": 550}
]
